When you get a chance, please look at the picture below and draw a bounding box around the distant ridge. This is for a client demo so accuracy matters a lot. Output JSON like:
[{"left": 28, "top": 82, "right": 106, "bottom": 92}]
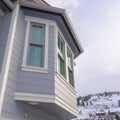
[{"left": 75, "top": 91, "right": 120, "bottom": 120}]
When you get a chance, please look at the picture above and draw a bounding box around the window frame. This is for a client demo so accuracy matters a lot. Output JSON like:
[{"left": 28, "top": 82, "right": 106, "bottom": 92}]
[
  {"left": 57, "top": 33, "right": 65, "bottom": 77},
  {"left": 56, "top": 29, "right": 75, "bottom": 88},
  {"left": 27, "top": 22, "right": 45, "bottom": 67},
  {"left": 21, "top": 16, "right": 55, "bottom": 73},
  {"left": 67, "top": 48, "right": 74, "bottom": 87}
]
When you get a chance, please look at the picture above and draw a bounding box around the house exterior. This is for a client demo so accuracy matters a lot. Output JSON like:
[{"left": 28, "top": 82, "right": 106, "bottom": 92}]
[{"left": 0, "top": 0, "right": 83, "bottom": 120}]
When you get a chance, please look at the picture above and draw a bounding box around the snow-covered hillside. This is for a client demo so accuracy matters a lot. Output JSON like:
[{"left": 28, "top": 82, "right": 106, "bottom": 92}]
[{"left": 76, "top": 92, "right": 120, "bottom": 119}]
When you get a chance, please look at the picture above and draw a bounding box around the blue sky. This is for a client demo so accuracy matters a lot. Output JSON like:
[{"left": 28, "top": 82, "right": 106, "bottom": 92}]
[{"left": 45, "top": 0, "right": 120, "bottom": 96}]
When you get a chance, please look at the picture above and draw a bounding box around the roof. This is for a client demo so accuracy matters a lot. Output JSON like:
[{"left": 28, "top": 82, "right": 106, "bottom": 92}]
[
  {"left": 20, "top": 0, "right": 83, "bottom": 58},
  {"left": 0, "top": 0, "right": 83, "bottom": 57},
  {"left": 0, "top": 0, "right": 16, "bottom": 11}
]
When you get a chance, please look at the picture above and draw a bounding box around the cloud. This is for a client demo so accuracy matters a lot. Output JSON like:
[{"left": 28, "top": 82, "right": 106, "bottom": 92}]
[
  {"left": 74, "top": 0, "right": 120, "bottom": 96},
  {"left": 45, "top": 0, "right": 82, "bottom": 16}
]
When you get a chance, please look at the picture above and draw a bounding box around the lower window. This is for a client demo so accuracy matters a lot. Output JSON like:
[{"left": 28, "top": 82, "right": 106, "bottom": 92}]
[{"left": 58, "top": 55, "right": 65, "bottom": 76}]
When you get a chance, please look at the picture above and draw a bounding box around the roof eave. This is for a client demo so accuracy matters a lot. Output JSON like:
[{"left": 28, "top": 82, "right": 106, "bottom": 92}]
[
  {"left": 2, "top": 0, "right": 15, "bottom": 10},
  {"left": 20, "top": 0, "right": 84, "bottom": 57},
  {"left": 63, "top": 11, "right": 84, "bottom": 57}
]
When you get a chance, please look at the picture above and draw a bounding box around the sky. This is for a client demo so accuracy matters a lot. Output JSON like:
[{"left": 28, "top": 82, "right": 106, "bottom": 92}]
[{"left": 45, "top": 0, "right": 120, "bottom": 96}]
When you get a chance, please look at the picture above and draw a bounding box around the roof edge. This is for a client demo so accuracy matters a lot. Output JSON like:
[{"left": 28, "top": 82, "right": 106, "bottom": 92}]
[
  {"left": 2, "top": 0, "right": 15, "bottom": 10},
  {"left": 63, "top": 11, "right": 84, "bottom": 56}
]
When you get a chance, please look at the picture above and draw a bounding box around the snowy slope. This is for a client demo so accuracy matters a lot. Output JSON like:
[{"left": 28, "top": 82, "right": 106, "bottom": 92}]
[{"left": 76, "top": 92, "right": 120, "bottom": 119}]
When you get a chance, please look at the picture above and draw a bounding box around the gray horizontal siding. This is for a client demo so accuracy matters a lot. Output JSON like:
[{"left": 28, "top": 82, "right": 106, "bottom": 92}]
[
  {"left": 55, "top": 75, "right": 77, "bottom": 110},
  {"left": 1, "top": 8, "right": 59, "bottom": 120},
  {"left": 1, "top": 9, "right": 26, "bottom": 119},
  {"left": 16, "top": 24, "right": 55, "bottom": 95},
  {"left": 0, "top": 13, "right": 12, "bottom": 73}
]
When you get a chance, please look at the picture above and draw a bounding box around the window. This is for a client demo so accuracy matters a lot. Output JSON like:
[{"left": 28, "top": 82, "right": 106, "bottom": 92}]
[
  {"left": 27, "top": 23, "right": 45, "bottom": 67},
  {"left": 57, "top": 34, "right": 65, "bottom": 76},
  {"left": 22, "top": 16, "right": 53, "bottom": 73},
  {"left": 67, "top": 50, "right": 74, "bottom": 87},
  {"left": 57, "top": 32, "right": 74, "bottom": 87}
]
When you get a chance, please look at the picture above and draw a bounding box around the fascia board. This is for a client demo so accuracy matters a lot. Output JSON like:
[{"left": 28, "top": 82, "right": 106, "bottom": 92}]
[
  {"left": 2, "top": 0, "right": 15, "bottom": 10},
  {"left": 20, "top": 0, "right": 65, "bottom": 14},
  {"left": 63, "top": 11, "right": 84, "bottom": 56}
]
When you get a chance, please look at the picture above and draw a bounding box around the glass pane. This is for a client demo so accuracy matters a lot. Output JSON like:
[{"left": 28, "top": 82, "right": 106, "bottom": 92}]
[
  {"left": 31, "top": 25, "right": 43, "bottom": 44},
  {"left": 58, "top": 55, "right": 64, "bottom": 76},
  {"left": 28, "top": 45, "right": 42, "bottom": 67},
  {"left": 58, "top": 36, "right": 61, "bottom": 50},
  {"left": 67, "top": 51, "right": 72, "bottom": 69},
  {"left": 68, "top": 68, "right": 74, "bottom": 87},
  {"left": 61, "top": 41, "right": 64, "bottom": 55},
  {"left": 58, "top": 56, "right": 61, "bottom": 73},
  {"left": 58, "top": 34, "right": 64, "bottom": 56}
]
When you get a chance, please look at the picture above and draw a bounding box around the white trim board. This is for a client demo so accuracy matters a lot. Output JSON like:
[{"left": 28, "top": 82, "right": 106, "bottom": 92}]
[
  {"left": 55, "top": 95, "right": 78, "bottom": 116},
  {"left": 0, "top": 117, "right": 11, "bottom": 120},
  {"left": 14, "top": 92, "right": 78, "bottom": 117},
  {"left": 0, "top": 4, "right": 19, "bottom": 116},
  {"left": 15, "top": 92, "right": 55, "bottom": 103},
  {"left": 21, "top": 16, "right": 56, "bottom": 73}
]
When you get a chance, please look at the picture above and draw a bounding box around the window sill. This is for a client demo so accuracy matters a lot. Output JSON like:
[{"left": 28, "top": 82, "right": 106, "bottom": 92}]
[{"left": 21, "top": 65, "right": 49, "bottom": 73}]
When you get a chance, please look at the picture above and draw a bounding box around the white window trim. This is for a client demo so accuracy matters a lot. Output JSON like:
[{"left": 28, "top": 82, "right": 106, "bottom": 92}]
[
  {"left": 67, "top": 48, "right": 74, "bottom": 86},
  {"left": 21, "top": 16, "right": 55, "bottom": 73},
  {"left": 56, "top": 27, "right": 74, "bottom": 86}
]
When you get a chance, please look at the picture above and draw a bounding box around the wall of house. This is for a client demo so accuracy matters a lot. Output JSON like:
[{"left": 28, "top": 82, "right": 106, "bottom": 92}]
[
  {"left": 15, "top": 9, "right": 55, "bottom": 95},
  {"left": 1, "top": 101, "right": 61, "bottom": 120},
  {"left": 55, "top": 75, "right": 78, "bottom": 115},
  {"left": 0, "top": 13, "right": 12, "bottom": 74},
  {"left": 1, "top": 7, "right": 78, "bottom": 119},
  {"left": 1, "top": 8, "right": 60, "bottom": 120}
]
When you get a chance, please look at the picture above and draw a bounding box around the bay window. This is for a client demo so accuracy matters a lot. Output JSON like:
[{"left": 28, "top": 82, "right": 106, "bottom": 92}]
[{"left": 57, "top": 32, "right": 74, "bottom": 87}]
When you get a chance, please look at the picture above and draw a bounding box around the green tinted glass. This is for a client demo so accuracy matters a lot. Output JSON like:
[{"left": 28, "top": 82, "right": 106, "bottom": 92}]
[
  {"left": 31, "top": 25, "right": 43, "bottom": 44},
  {"left": 28, "top": 45, "right": 42, "bottom": 67}
]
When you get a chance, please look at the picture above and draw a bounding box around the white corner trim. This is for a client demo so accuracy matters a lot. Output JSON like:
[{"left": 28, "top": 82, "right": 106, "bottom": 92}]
[
  {"left": 0, "top": 4, "right": 19, "bottom": 116},
  {"left": 55, "top": 95, "right": 78, "bottom": 116},
  {"left": 22, "top": 20, "right": 30, "bottom": 66},
  {"left": 14, "top": 92, "right": 55, "bottom": 103},
  {"left": 44, "top": 24, "right": 49, "bottom": 68},
  {"left": 0, "top": 117, "right": 11, "bottom": 120},
  {"left": 21, "top": 65, "right": 49, "bottom": 73},
  {"left": 0, "top": 9, "right": 4, "bottom": 16}
]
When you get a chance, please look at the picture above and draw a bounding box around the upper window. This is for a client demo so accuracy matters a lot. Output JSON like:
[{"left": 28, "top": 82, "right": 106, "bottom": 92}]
[
  {"left": 57, "top": 33, "right": 65, "bottom": 77},
  {"left": 27, "top": 23, "right": 45, "bottom": 67},
  {"left": 22, "top": 16, "right": 53, "bottom": 73}
]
